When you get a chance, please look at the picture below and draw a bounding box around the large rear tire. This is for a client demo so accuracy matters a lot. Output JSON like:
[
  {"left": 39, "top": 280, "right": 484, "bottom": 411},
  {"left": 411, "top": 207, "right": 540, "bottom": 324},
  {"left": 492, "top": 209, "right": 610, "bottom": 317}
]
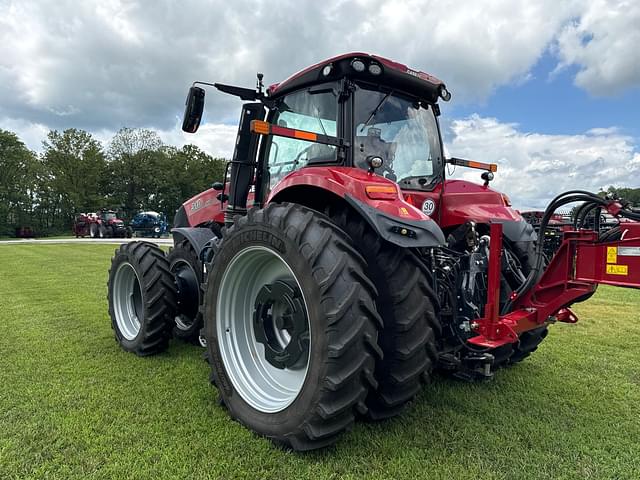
[
  {"left": 328, "top": 208, "right": 440, "bottom": 420},
  {"left": 204, "top": 203, "right": 381, "bottom": 450},
  {"left": 107, "top": 241, "right": 177, "bottom": 356}
]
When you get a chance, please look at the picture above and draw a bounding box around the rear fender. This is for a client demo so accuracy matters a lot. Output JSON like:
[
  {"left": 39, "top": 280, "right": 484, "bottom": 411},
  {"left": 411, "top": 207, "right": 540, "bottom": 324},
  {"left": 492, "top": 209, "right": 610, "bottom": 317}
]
[
  {"left": 171, "top": 227, "right": 218, "bottom": 258},
  {"left": 268, "top": 166, "right": 445, "bottom": 247}
]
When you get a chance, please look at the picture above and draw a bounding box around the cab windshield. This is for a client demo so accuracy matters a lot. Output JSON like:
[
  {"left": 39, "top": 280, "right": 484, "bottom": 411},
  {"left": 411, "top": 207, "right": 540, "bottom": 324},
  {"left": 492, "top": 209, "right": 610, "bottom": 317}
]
[{"left": 353, "top": 84, "right": 442, "bottom": 189}]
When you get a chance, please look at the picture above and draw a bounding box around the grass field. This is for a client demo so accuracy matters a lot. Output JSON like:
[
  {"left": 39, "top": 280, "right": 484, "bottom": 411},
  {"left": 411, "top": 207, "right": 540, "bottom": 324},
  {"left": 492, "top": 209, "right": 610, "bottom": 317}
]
[{"left": 0, "top": 244, "right": 639, "bottom": 479}]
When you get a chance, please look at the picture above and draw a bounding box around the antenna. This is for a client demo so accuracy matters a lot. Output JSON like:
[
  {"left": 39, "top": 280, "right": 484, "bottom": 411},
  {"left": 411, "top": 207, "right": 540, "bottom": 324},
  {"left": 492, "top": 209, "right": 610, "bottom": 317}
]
[{"left": 256, "top": 72, "right": 264, "bottom": 94}]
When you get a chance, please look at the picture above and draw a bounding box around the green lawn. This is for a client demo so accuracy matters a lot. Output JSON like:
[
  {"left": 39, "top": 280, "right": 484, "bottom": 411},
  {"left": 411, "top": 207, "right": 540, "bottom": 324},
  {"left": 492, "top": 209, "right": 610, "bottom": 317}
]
[{"left": 0, "top": 244, "right": 639, "bottom": 480}]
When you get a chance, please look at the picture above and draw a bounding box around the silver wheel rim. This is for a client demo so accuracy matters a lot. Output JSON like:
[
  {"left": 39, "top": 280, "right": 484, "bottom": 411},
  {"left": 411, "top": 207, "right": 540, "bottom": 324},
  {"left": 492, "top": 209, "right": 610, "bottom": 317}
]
[
  {"left": 112, "top": 262, "right": 143, "bottom": 340},
  {"left": 217, "top": 246, "right": 311, "bottom": 413}
]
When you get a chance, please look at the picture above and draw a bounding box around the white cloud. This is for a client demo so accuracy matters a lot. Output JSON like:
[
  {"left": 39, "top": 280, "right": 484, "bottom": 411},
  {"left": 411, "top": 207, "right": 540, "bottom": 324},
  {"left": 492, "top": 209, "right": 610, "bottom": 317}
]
[
  {"left": 446, "top": 114, "right": 640, "bottom": 209},
  {"left": 1, "top": 0, "right": 638, "bottom": 209},
  {"left": 2, "top": 0, "right": 635, "bottom": 135},
  {"left": 554, "top": 0, "right": 640, "bottom": 95},
  {"left": 156, "top": 121, "right": 238, "bottom": 159},
  {"left": 0, "top": 117, "right": 49, "bottom": 152}
]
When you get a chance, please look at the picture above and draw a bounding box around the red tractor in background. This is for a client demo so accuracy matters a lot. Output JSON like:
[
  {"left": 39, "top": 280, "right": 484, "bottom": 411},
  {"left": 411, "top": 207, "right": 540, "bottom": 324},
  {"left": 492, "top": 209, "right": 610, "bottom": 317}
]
[
  {"left": 74, "top": 210, "right": 132, "bottom": 238},
  {"left": 107, "top": 53, "right": 640, "bottom": 451}
]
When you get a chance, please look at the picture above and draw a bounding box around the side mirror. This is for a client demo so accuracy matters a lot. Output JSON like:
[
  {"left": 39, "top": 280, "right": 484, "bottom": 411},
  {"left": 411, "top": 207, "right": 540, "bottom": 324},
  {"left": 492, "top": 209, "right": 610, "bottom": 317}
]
[{"left": 182, "top": 86, "right": 205, "bottom": 133}]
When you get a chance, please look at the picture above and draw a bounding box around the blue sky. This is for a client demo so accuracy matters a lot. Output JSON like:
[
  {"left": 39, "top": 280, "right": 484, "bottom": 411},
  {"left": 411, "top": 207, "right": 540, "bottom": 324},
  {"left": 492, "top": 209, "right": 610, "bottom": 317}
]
[
  {"left": 1, "top": 0, "right": 638, "bottom": 208},
  {"left": 450, "top": 51, "right": 640, "bottom": 139}
]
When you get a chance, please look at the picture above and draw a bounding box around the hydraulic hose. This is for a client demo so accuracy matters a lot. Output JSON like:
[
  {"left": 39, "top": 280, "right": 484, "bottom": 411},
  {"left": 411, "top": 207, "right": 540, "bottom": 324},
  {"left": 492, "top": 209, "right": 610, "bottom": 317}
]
[
  {"left": 502, "top": 189, "right": 639, "bottom": 315},
  {"left": 502, "top": 191, "right": 608, "bottom": 314}
]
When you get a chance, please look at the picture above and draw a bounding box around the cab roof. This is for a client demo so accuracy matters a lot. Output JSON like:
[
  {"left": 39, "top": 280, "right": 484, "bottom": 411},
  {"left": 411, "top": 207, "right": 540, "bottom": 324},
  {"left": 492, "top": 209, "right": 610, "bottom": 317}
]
[{"left": 267, "top": 52, "right": 449, "bottom": 104}]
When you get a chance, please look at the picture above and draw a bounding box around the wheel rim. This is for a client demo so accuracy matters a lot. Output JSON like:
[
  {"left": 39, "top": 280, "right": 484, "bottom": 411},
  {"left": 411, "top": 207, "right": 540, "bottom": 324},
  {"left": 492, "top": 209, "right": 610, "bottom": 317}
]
[
  {"left": 112, "top": 262, "right": 144, "bottom": 340},
  {"left": 216, "top": 246, "right": 311, "bottom": 413},
  {"left": 172, "top": 259, "right": 199, "bottom": 331}
]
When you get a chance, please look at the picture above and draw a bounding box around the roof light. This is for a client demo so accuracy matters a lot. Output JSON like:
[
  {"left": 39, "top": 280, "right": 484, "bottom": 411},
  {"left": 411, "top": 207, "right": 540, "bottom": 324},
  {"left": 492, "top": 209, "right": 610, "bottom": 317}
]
[
  {"left": 322, "top": 64, "right": 333, "bottom": 76},
  {"left": 368, "top": 63, "right": 382, "bottom": 75},
  {"left": 351, "top": 59, "right": 366, "bottom": 72}
]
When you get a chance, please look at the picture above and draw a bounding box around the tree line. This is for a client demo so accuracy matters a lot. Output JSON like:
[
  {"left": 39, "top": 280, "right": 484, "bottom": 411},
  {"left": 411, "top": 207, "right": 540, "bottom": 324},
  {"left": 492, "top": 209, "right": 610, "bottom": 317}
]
[{"left": 0, "top": 127, "right": 226, "bottom": 237}]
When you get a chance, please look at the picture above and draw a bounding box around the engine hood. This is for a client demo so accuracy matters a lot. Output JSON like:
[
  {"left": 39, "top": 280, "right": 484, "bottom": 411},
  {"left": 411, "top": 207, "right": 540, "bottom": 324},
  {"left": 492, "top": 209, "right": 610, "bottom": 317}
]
[{"left": 403, "top": 179, "right": 522, "bottom": 229}]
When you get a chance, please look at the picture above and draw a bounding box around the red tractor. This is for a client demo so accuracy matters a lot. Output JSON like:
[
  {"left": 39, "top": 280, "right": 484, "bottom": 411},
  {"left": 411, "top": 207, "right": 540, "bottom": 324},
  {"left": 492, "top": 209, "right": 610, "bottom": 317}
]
[
  {"left": 74, "top": 210, "right": 132, "bottom": 238},
  {"left": 107, "top": 53, "right": 640, "bottom": 450}
]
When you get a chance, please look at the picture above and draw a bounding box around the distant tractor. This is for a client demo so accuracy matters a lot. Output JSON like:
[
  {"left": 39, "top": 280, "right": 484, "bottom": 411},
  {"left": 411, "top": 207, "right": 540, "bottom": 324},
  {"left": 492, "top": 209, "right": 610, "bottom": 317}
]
[
  {"left": 107, "top": 53, "right": 640, "bottom": 451},
  {"left": 129, "top": 211, "right": 168, "bottom": 238},
  {"left": 74, "top": 210, "right": 132, "bottom": 238}
]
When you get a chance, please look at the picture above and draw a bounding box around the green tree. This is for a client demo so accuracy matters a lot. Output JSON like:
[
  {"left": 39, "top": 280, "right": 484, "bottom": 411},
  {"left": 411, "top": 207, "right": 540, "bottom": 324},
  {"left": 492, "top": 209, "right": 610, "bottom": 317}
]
[
  {"left": 600, "top": 186, "right": 640, "bottom": 206},
  {"left": 41, "top": 129, "right": 107, "bottom": 231},
  {"left": 0, "top": 130, "right": 41, "bottom": 236},
  {"left": 158, "top": 144, "right": 226, "bottom": 217},
  {"left": 106, "top": 128, "right": 164, "bottom": 218}
]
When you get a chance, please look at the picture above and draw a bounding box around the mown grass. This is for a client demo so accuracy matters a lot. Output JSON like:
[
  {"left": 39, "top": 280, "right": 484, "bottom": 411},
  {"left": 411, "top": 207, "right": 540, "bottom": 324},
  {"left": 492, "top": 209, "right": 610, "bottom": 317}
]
[{"left": 0, "top": 244, "right": 638, "bottom": 479}]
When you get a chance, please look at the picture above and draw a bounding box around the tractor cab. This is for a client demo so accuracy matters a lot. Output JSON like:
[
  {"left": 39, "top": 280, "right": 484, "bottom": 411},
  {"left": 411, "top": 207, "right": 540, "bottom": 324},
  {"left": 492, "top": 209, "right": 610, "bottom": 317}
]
[
  {"left": 100, "top": 210, "right": 118, "bottom": 222},
  {"left": 183, "top": 53, "right": 452, "bottom": 194},
  {"left": 263, "top": 75, "right": 444, "bottom": 193},
  {"left": 261, "top": 53, "right": 449, "bottom": 192}
]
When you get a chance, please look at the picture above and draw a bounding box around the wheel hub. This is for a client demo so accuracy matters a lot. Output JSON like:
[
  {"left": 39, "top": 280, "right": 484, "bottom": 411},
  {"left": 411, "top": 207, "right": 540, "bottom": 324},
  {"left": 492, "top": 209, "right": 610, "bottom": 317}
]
[
  {"left": 173, "top": 261, "right": 199, "bottom": 329},
  {"left": 253, "top": 280, "right": 309, "bottom": 369}
]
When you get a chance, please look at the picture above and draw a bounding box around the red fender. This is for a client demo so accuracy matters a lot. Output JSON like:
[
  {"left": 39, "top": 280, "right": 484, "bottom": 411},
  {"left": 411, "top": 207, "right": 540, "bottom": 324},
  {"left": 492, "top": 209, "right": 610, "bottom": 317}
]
[{"left": 267, "top": 166, "right": 430, "bottom": 222}]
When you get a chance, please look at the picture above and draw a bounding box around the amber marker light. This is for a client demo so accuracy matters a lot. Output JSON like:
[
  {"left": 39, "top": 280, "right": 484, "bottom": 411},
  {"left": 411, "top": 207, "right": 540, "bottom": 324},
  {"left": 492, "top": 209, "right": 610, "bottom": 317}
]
[
  {"left": 250, "top": 120, "right": 270, "bottom": 135},
  {"left": 365, "top": 185, "right": 398, "bottom": 200}
]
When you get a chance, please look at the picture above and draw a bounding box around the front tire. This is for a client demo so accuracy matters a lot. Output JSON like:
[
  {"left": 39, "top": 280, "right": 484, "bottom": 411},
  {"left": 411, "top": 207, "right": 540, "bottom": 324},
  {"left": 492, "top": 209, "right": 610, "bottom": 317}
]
[
  {"left": 107, "top": 242, "right": 177, "bottom": 356},
  {"left": 204, "top": 204, "right": 381, "bottom": 450}
]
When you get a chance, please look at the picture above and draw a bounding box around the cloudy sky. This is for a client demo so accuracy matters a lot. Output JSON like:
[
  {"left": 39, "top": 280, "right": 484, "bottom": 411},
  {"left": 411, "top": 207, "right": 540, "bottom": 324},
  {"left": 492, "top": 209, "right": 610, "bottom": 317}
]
[{"left": 1, "top": 0, "right": 639, "bottom": 208}]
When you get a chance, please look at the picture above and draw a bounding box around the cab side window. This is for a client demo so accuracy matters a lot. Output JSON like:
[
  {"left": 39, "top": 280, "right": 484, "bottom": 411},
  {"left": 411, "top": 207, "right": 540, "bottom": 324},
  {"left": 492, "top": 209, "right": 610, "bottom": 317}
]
[{"left": 267, "top": 87, "right": 338, "bottom": 190}]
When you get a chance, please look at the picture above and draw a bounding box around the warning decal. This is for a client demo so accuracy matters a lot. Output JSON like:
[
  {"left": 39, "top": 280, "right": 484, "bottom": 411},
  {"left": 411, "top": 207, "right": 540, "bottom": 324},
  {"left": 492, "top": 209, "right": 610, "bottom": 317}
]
[
  {"left": 606, "top": 264, "right": 628, "bottom": 276},
  {"left": 606, "top": 246, "right": 617, "bottom": 264}
]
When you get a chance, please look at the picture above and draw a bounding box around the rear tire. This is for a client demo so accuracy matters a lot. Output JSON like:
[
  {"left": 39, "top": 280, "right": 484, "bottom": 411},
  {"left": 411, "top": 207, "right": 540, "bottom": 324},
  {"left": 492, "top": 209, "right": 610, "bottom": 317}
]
[
  {"left": 107, "top": 241, "right": 177, "bottom": 356},
  {"left": 495, "top": 238, "right": 549, "bottom": 368},
  {"left": 204, "top": 203, "right": 381, "bottom": 450},
  {"left": 328, "top": 208, "right": 440, "bottom": 420}
]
